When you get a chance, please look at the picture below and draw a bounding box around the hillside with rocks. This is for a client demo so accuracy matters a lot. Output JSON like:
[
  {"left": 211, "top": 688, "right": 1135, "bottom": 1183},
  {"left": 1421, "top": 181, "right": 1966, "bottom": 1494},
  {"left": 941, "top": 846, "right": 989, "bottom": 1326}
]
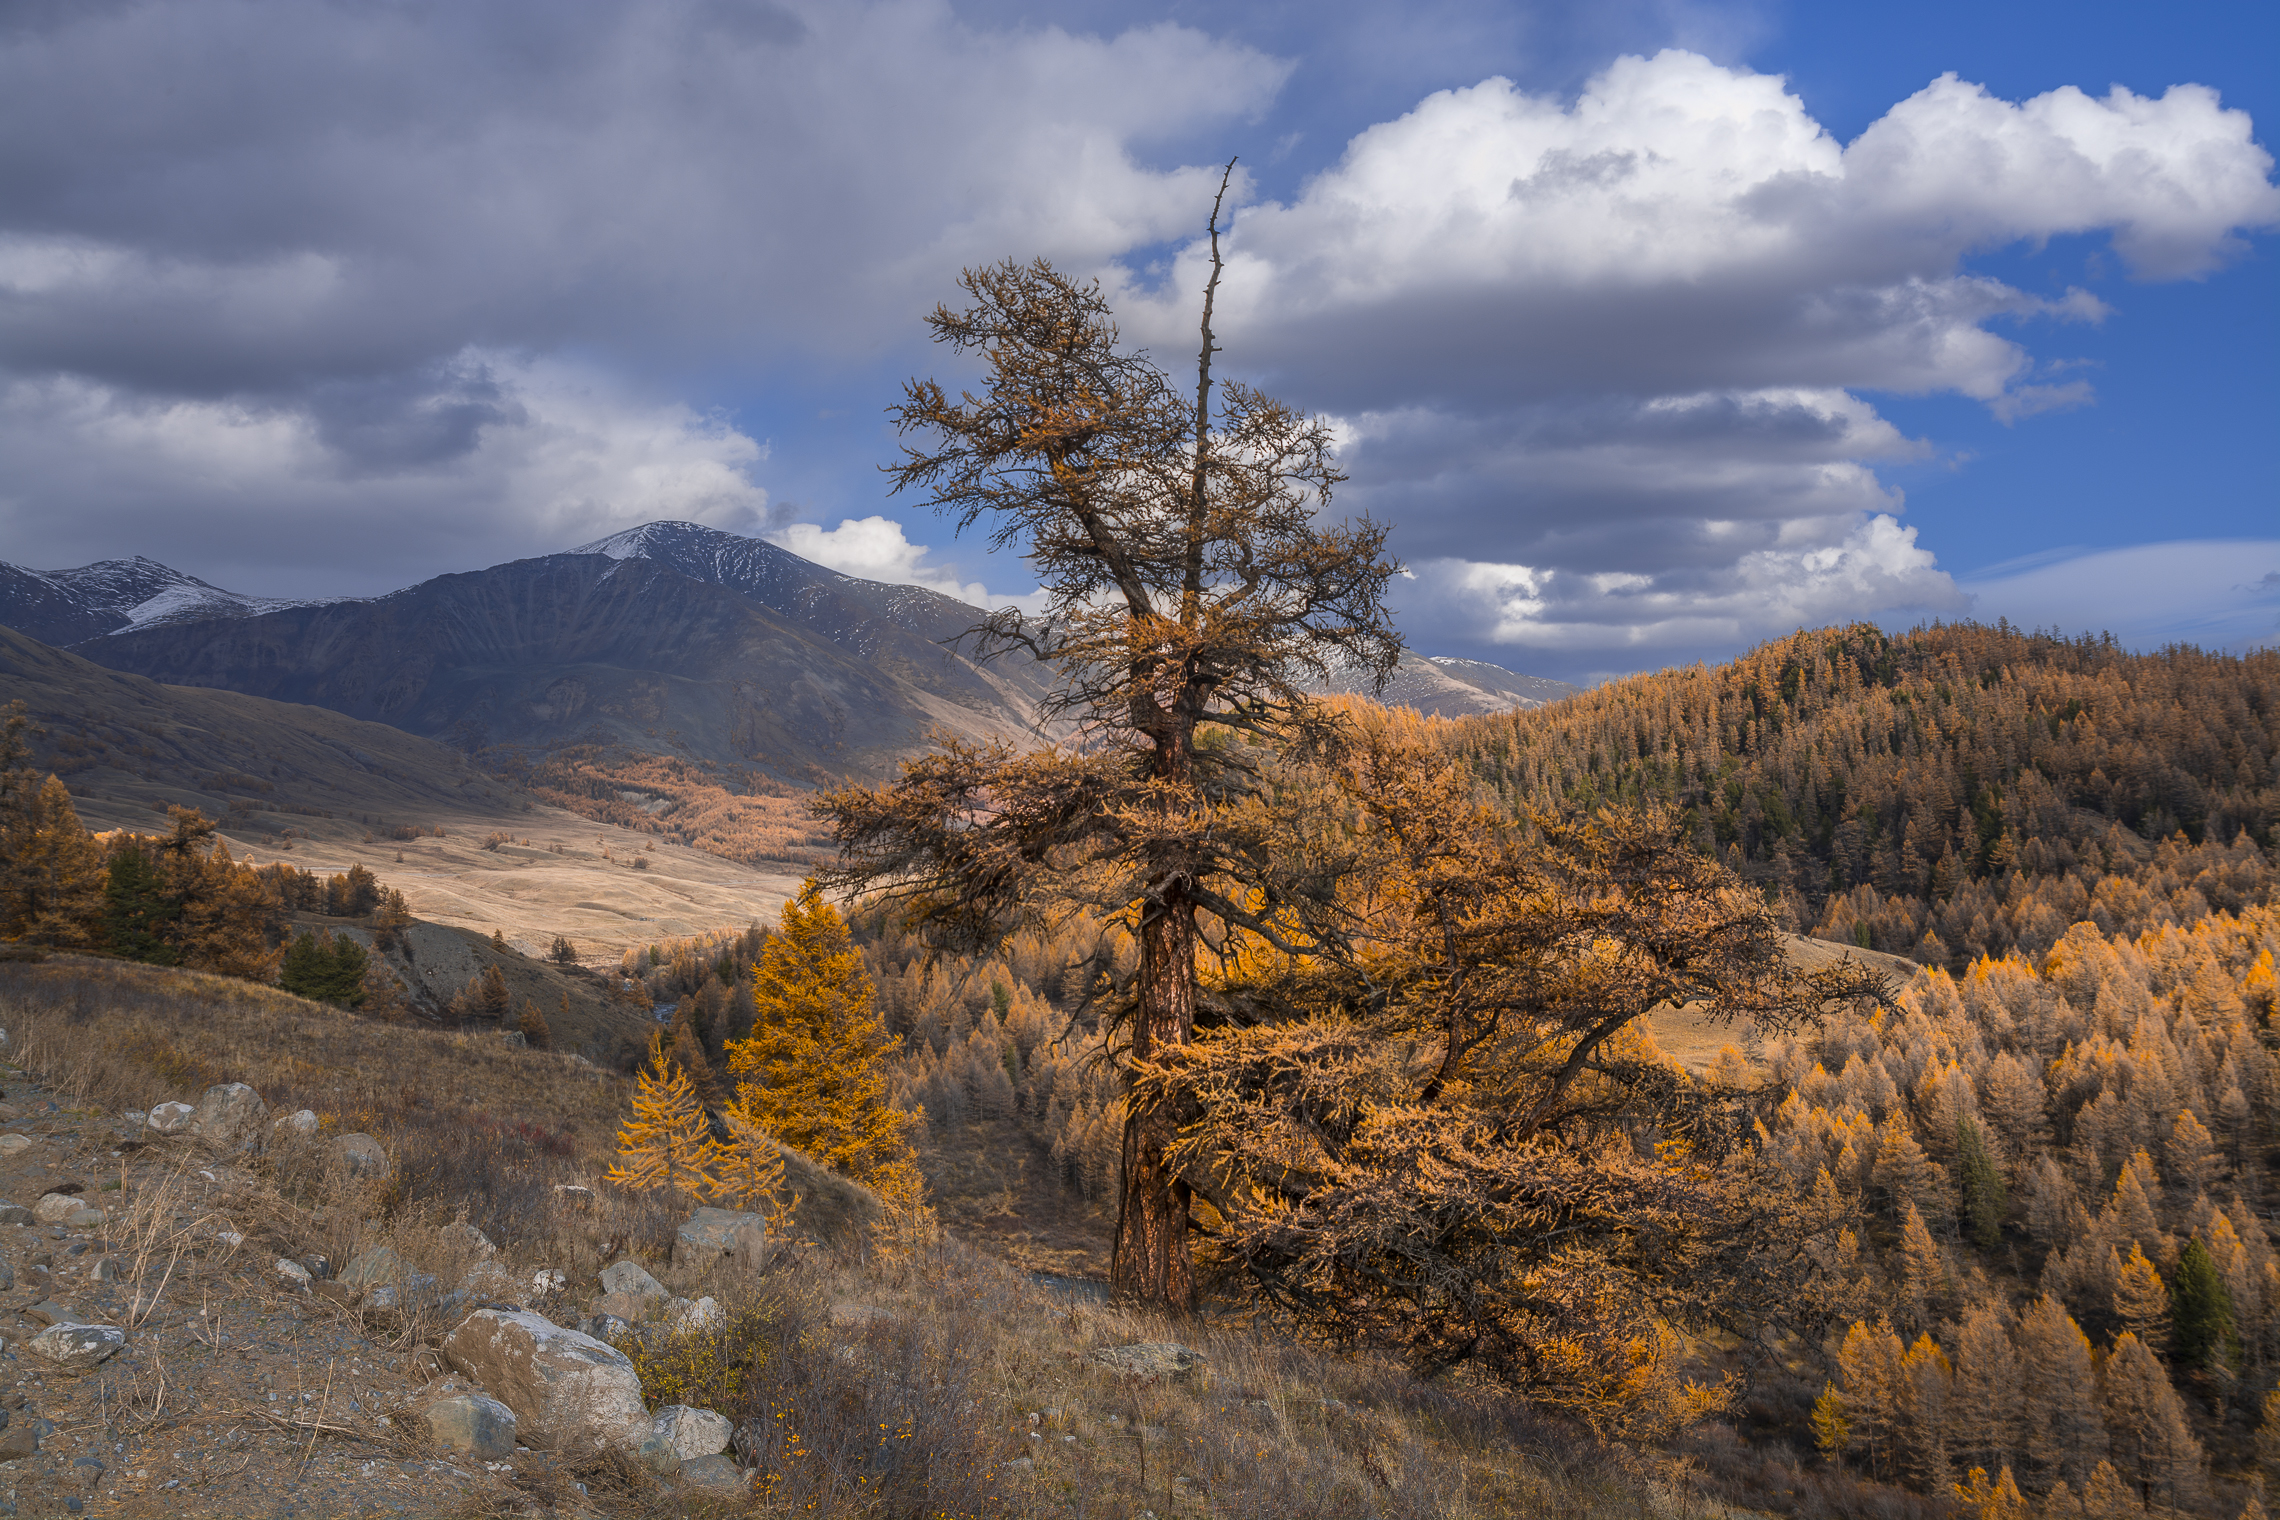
[{"left": 0, "top": 952, "right": 1676, "bottom": 1520}]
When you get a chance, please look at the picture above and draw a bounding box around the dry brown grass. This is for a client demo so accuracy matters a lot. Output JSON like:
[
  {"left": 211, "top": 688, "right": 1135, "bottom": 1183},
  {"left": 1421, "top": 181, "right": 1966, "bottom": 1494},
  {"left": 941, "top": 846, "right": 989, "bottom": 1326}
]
[{"left": 0, "top": 953, "right": 1900, "bottom": 1520}]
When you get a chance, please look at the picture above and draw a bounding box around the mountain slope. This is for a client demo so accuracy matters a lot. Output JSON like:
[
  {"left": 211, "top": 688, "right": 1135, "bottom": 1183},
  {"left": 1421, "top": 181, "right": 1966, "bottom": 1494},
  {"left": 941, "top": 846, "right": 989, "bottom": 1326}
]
[
  {"left": 1444, "top": 620, "right": 2280, "bottom": 966},
  {"left": 1310, "top": 652, "right": 1580, "bottom": 716},
  {"left": 0, "top": 623, "right": 806, "bottom": 955},
  {"left": 76, "top": 543, "right": 1045, "bottom": 780},
  {"left": 0, "top": 554, "right": 324, "bottom": 644}
]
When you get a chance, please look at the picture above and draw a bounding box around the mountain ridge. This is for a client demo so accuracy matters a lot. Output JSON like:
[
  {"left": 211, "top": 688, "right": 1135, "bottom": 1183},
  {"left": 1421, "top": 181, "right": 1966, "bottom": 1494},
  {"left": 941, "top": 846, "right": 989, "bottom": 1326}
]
[{"left": 8, "top": 522, "right": 1578, "bottom": 771}]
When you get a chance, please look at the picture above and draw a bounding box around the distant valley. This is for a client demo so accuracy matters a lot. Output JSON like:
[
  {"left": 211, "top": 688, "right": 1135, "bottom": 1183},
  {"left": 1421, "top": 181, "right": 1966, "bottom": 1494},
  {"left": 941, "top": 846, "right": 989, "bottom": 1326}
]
[{"left": 0, "top": 523, "right": 1577, "bottom": 948}]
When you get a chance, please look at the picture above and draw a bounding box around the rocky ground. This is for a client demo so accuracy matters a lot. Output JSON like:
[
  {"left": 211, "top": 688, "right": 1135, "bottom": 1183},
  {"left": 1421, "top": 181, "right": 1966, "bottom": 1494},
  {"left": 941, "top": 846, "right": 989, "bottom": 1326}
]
[{"left": 0, "top": 1067, "right": 754, "bottom": 1519}]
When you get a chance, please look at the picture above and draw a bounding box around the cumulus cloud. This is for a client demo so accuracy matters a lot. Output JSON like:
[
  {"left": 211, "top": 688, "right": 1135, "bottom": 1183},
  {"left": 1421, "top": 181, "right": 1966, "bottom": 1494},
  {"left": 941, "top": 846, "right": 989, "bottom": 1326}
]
[
  {"left": 767, "top": 515, "right": 1045, "bottom": 611},
  {"left": 1395, "top": 512, "right": 1966, "bottom": 664},
  {"left": 0, "top": 16, "right": 2272, "bottom": 666},
  {"left": 1114, "top": 49, "right": 2277, "bottom": 666}
]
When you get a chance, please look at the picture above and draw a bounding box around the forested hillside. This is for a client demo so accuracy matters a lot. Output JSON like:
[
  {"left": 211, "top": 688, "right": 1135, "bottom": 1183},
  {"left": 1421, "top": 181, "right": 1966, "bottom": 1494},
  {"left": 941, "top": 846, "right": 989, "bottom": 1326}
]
[{"left": 1447, "top": 622, "right": 2280, "bottom": 969}]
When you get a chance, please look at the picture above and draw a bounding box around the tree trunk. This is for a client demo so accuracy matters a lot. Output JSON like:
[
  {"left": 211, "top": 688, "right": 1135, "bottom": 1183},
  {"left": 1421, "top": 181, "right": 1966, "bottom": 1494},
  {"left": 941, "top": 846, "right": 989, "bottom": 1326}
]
[{"left": 1112, "top": 894, "right": 1197, "bottom": 1309}]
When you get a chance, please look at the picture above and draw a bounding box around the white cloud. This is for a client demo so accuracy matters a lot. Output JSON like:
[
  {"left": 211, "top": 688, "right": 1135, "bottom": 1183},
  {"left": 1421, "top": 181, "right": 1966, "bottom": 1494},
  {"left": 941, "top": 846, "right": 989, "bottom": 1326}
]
[
  {"left": 0, "top": 0, "right": 1287, "bottom": 590},
  {"left": 0, "top": 352, "right": 772, "bottom": 592},
  {"left": 767, "top": 514, "right": 1044, "bottom": 610},
  {"left": 1398, "top": 512, "right": 1966, "bottom": 656},
  {"left": 0, "top": 18, "right": 2272, "bottom": 669},
  {"left": 1107, "top": 49, "right": 2276, "bottom": 664}
]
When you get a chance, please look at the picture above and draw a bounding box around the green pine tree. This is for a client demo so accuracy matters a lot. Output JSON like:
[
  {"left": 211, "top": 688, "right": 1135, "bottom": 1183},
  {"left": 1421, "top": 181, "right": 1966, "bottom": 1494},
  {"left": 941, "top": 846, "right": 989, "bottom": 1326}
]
[
  {"left": 2171, "top": 1237, "right": 2237, "bottom": 1373},
  {"left": 102, "top": 846, "right": 180, "bottom": 965},
  {"left": 280, "top": 929, "right": 369, "bottom": 1007},
  {"left": 1958, "top": 1116, "right": 2007, "bottom": 1250}
]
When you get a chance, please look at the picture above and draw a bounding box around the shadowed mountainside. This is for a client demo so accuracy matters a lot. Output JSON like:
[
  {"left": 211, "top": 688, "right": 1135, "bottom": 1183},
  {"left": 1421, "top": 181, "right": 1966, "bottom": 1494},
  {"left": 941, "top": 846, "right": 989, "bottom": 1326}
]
[{"left": 77, "top": 532, "right": 1052, "bottom": 782}]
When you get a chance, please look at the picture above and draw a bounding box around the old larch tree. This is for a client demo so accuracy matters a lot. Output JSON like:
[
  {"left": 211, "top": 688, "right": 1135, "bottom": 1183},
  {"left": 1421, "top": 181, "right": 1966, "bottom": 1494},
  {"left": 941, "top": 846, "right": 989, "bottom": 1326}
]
[{"left": 821, "top": 175, "right": 1403, "bottom": 1308}]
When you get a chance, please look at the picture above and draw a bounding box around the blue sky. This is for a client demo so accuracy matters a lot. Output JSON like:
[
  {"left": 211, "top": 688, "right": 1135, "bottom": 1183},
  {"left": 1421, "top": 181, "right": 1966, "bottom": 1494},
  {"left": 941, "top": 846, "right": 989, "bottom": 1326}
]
[{"left": 0, "top": 0, "right": 2272, "bottom": 682}]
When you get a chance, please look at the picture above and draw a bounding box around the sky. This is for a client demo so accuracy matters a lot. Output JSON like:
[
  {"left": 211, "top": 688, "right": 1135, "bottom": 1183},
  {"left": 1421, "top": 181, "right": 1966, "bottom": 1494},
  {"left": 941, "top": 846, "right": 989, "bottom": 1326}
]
[{"left": 0, "top": 0, "right": 2273, "bottom": 684}]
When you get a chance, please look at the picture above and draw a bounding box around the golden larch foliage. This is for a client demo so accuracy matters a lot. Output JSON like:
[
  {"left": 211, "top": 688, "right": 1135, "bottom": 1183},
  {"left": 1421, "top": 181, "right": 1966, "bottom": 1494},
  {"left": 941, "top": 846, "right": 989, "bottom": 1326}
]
[
  {"left": 728, "top": 882, "right": 923, "bottom": 1212},
  {"left": 606, "top": 1032, "right": 722, "bottom": 1198}
]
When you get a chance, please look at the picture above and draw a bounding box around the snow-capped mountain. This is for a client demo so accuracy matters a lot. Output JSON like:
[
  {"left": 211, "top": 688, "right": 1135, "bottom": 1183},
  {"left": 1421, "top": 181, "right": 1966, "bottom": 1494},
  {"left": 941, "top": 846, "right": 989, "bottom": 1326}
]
[
  {"left": 568, "top": 520, "right": 983, "bottom": 651},
  {"left": 34, "top": 520, "right": 1574, "bottom": 780},
  {"left": 74, "top": 523, "right": 1054, "bottom": 784},
  {"left": 0, "top": 555, "right": 334, "bottom": 647}
]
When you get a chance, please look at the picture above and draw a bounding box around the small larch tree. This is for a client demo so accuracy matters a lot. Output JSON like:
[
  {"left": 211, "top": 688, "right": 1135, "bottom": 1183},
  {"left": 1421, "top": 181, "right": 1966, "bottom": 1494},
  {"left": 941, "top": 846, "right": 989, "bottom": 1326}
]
[
  {"left": 728, "top": 883, "right": 922, "bottom": 1212},
  {"left": 820, "top": 170, "right": 1404, "bottom": 1307},
  {"left": 608, "top": 1032, "right": 722, "bottom": 1199}
]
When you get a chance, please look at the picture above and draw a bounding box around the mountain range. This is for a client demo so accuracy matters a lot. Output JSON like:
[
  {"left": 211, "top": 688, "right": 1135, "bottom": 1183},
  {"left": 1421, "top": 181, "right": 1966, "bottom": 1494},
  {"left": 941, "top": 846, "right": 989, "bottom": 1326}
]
[{"left": 1, "top": 522, "right": 1578, "bottom": 780}]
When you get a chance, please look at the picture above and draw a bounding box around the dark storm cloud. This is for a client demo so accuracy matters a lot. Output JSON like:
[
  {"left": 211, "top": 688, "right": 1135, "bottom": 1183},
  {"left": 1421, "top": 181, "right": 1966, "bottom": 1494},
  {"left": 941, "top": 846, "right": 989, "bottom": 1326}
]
[{"left": 0, "top": 0, "right": 1287, "bottom": 586}]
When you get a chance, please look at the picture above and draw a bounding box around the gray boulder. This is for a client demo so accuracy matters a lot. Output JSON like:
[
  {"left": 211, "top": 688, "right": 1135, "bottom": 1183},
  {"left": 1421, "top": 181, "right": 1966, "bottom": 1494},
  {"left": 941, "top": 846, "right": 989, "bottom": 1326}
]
[
  {"left": 441, "top": 1308, "right": 646, "bottom": 1450},
  {"left": 332, "top": 1133, "right": 388, "bottom": 1178},
  {"left": 0, "top": 1202, "right": 29, "bottom": 1226},
  {"left": 680, "top": 1453, "right": 746, "bottom": 1494},
  {"left": 672, "top": 1207, "right": 767, "bottom": 1274},
  {"left": 144, "top": 1101, "right": 196, "bottom": 1136},
  {"left": 649, "top": 1405, "right": 733, "bottom": 1461},
  {"left": 425, "top": 1392, "right": 518, "bottom": 1458},
  {"left": 1087, "top": 1342, "right": 1207, "bottom": 1380},
  {"left": 339, "top": 1245, "right": 409, "bottom": 1290},
  {"left": 190, "top": 1082, "right": 267, "bottom": 1145},
  {"left": 273, "top": 1109, "right": 319, "bottom": 1138},
  {"left": 598, "top": 1259, "right": 668, "bottom": 1301},
  {"left": 29, "top": 1323, "right": 123, "bottom": 1369},
  {"left": 364, "top": 1274, "right": 439, "bottom": 1314},
  {"left": 32, "top": 1193, "right": 81, "bottom": 1225},
  {"left": 440, "top": 1221, "right": 496, "bottom": 1260}
]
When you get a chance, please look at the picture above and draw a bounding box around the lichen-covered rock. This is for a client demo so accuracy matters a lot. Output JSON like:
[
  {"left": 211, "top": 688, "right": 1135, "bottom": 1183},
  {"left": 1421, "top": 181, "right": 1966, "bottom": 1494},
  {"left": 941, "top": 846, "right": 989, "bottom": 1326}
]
[
  {"left": 649, "top": 1405, "right": 733, "bottom": 1461},
  {"left": 29, "top": 1322, "right": 124, "bottom": 1368},
  {"left": 32, "top": 1193, "right": 81, "bottom": 1225},
  {"left": 1087, "top": 1342, "right": 1207, "bottom": 1380},
  {"left": 672, "top": 1207, "right": 767, "bottom": 1274},
  {"left": 0, "top": 1202, "right": 29, "bottom": 1226},
  {"left": 461, "top": 1260, "right": 519, "bottom": 1300},
  {"left": 440, "top": 1221, "right": 496, "bottom": 1260},
  {"left": 0, "top": 1134, "right": 31, "bottom": 1156},
  {"left": 441, "top": 1308, "right": 646, "bottom": 1450},
  {"left": 679, "top": 1453, "right": 746, "bottom": 1494},
  {"left": 425, "top": 1392, "right": 518, "bottom": 1458},
  {"left": 339, "top": 1245, "right": 408, "bottom": 1290},
  {"left": 190, "top": 1082, "right": 267, "bottom": 1146},
  {"left": 66, "top": 1207, "right": 103, "bottom": 1229},
  {"left": 145, "top": 1101, "right": 196, "bottom": 1136},
  {"left": 598, "top": 1259, "right": 667, "bottom": 1301},
  {"left": 332, "top": 1132, "right": 388, "bottom": 1177},
  {"left": 273, "top": 1109, "right": 320, "bottom": 1137},
  {"left": 670, "top": 1296, "right": 723, "bottom": 1333}
]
